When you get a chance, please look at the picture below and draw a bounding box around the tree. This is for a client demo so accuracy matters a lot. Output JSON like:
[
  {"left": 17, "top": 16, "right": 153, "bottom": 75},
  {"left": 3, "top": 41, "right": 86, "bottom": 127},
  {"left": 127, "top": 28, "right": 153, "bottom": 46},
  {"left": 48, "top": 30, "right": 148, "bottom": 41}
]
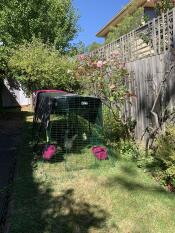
[
  {"left": 86, "top": 42, "right": 102, "bottom": 52},
  {"left": 68, "top": 41, "right": 87, "bottom": 56},
  {"left": 0, "top": 0, "right": 78, "bottom": 52},
  {"left": 8, "top": 39, "right": 80, "bottom": 93}
]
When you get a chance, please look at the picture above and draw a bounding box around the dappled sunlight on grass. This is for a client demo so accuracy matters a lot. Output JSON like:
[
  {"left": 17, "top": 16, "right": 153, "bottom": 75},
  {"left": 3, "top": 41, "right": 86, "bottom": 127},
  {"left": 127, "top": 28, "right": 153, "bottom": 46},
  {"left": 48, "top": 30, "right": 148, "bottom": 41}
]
[{"left": 10, "top": 112, "right": 175, "bottom": 233}]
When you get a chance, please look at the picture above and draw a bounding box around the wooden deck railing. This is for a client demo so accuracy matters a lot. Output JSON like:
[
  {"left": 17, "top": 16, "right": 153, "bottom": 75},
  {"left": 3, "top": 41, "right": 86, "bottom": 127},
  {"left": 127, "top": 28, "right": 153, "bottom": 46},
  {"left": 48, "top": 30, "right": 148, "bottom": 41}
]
[{"left": 90, "top": 8, "right": 175, "bottom": 62}]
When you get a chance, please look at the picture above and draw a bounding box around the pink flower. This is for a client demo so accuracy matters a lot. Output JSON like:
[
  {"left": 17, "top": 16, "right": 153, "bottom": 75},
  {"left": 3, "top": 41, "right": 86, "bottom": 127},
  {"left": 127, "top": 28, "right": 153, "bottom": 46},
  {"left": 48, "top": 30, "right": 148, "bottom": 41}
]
[
  {"left": 111, "top": 51, "right": 120, "bottom": 57},
  {"left": 96, "top": 60, "right": 103, "bottom": 68},
  {"left": 78, "top": 54, "right": 85, "bottom": 61}
]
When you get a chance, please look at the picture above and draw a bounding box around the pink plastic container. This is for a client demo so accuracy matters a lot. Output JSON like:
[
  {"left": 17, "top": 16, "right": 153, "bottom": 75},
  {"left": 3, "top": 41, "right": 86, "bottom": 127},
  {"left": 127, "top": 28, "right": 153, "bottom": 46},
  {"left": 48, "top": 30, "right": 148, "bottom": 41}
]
[
  {"left": 92, "top": 146, "right": 108, "bottom": 160},
  {"left": 43, "top": 144, "right": 57, "bottom": 160}
]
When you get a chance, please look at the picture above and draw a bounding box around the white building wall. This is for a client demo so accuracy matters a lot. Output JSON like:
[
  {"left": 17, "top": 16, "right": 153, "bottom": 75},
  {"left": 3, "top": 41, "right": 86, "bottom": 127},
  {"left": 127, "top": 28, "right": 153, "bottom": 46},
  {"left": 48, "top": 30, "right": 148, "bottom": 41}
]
[{"left": 2, "top": 79, "right": 31, "bottom": 107}]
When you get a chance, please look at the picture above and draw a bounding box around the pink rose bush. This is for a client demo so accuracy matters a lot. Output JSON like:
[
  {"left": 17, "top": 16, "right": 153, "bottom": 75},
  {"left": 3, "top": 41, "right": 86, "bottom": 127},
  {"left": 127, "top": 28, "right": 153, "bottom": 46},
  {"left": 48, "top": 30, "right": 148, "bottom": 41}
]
[
  {"left": 76, "top": 53, "right": 129, "bottom": 121},
  {"left": 96, "top": 60, "right": 103, "bottom": 68},
  {"left": 75, "top": 51, "right": 137, "bottom": 141},
  {"left": 78, "top": 54, "right": 85, "bottom": 61}
]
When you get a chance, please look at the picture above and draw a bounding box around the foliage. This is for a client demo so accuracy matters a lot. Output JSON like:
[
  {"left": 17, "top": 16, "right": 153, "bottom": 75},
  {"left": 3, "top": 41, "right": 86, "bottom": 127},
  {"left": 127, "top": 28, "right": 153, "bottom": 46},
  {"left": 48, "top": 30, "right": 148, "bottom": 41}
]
[
  {"left": 76, "top": 52, "right": 137, "bottom": 141},
  {"left": 86, "top": 42, "right": 102, "bottom": 52},
  {"left": 102, "top": 107, "right": 125, "bottom": 145},
  {"left": 118, "top": 139, "right": 139, "bottom": 160},
  {"left": 0, "top": 0, "right": 78, "bottom": 52},
  {"left": 106, "top": 7, "right": 144, "bottom": 43},
  {"left": 155, "top": 0, "right": 174, "bottom": 14},
  {"left": 0, "top": 45, "right": 11, "bottom": 79},
  {"left": 76, "top": 52, "right": 128, "bottom": 107},
  {"left": 0, "top": 0, "right": 79, "bottom": 95},
  {"left": 68, "top": 41, "right": 102, "bottom": 56},
  {"left": 67, "top": 41, "right": 87, "bottom": 56},
  {"left": 76, "top": 52, "right": 127, "bottom": 112},
  {"left": 102, "top": 108, "right": 136, "bottom": 149},
  {"left": 154, "top": 123, "right": 175, "bottom": 184},
  {"left": 135, "top": 123, "right": 175, "bottom": 192},
  {"left": 8, "top": 39, "right": 80, "bottom": 94}
]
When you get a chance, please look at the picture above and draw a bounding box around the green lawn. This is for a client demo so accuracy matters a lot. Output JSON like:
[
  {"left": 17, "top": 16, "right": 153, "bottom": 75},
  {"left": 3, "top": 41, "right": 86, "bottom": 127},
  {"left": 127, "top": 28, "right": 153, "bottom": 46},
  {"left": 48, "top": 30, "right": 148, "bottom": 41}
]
[{"left": 10, "top": 114, "right": 175, "bottom": 233}]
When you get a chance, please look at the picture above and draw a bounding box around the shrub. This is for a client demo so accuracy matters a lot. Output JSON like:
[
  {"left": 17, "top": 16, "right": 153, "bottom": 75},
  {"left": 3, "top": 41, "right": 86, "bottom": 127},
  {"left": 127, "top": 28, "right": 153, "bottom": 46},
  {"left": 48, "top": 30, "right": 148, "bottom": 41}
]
[
  {"left": 155, "top": 123, "right": 175, "bottom": 184},
  {"left": 8, "top": 39, "right": 80, "bottom": 94},
  {"left": 118, "top": 139, "right": 139, "bottom": 160},
  {"left": 76, "top": 52, "right": 128, "bottom": 111},
  {"left": 76, "top": 53, "right": 137, "bottom": 144}
]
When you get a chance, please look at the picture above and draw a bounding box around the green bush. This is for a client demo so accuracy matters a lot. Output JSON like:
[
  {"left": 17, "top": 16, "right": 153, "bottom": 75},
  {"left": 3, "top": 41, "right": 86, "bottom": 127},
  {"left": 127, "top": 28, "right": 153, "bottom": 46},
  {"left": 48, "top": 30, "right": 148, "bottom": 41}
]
[
  {"left": 8, "top": 39, "right": 80, "bottom": 94},
  {"left": 102, "top": 108, "right": 136, "bottom": 145},
  {"left": 155, "top": 123, "right": 175, "bottom": 183},
  {"left": 131, "top": 123, "right": 175, "bottom": 190},
  {"left": 103, "top": 108, "right": 123, "bottom": 144},
  {"left": 118, "top": 139, "right": 139, "bottom": 160}
]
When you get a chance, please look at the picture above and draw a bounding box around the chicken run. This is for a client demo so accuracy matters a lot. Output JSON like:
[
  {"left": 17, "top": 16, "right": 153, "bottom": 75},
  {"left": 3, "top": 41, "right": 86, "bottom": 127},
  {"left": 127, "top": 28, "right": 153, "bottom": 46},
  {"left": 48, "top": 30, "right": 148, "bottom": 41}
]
[{"left": 32, "top": 90, "right": 113, "bottom": 170}]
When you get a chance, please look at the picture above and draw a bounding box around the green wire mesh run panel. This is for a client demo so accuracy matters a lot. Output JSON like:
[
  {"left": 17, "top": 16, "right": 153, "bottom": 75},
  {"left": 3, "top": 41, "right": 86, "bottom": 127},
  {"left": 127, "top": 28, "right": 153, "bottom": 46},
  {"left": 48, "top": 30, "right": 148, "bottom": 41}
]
[{"left": 33, "top": 92, "right": 113, "bottom": 170}]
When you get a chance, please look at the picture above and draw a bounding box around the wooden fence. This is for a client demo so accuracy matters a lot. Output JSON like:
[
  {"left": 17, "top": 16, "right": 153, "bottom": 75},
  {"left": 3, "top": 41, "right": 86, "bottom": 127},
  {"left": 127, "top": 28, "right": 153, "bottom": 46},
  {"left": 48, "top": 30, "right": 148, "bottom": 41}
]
[
  {"left": 125, "top": 50, "right": 175, "bottom": 141},
  {"left": 89, "top": 8, "right": 175, "bottom": 142},
  {"left": 90, "top": 8, "right": 175, "bottom": 62}
]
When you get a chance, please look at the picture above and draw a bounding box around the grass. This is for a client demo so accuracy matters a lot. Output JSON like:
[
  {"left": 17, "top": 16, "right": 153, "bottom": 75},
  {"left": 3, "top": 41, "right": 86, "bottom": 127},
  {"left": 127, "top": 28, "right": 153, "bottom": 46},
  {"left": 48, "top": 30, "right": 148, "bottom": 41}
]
[{"left": 10, "top": 113, "right": 175, "bottom": 233}]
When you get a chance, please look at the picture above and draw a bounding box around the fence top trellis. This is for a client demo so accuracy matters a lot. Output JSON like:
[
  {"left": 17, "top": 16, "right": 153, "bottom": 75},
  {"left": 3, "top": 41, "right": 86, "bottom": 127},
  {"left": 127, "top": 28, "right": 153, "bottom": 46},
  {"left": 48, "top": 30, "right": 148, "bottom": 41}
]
[{"left": 89, "top": 8, "right": 175, "bottom": 62}]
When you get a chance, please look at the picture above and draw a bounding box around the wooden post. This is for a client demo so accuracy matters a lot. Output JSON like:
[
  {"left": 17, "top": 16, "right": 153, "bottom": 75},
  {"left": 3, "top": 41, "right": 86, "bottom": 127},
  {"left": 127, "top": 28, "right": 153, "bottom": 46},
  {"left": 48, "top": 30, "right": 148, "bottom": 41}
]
[
  {"left": 167, "top": 10, "right": 170, "bottom": 50},
  {"left": 152, "top": 18, "right": 157, "bottom": 55},
  {"left": 162, "top": 13, "right": 166, "bottom": 52},
  {"left": 173, "top": 8, "right": 175, "bottom": 48},
  {"left": 157, "top": 16, "right": 161, "bottom": 54}
]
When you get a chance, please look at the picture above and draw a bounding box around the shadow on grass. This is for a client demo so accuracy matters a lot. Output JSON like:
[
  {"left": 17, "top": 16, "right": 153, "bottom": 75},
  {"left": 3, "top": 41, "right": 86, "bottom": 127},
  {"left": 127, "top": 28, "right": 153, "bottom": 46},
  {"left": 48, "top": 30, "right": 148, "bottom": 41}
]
[
  {"left": 120, "top": 163, "right": 138, "bottom": 177},
  {"left": 104, "top": 173, "right": 175, "bottom": 197},
  {"left": 10, "top": 113, "right": 108, "bottom": 233}
]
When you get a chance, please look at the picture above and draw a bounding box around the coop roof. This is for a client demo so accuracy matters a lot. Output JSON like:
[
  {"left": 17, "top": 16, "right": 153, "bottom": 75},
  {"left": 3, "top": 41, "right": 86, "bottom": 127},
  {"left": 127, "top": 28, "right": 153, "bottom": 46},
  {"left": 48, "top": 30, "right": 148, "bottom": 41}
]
[
  {"left": 34, "top": 91, "right": 102, "bottom": 125},
  {"left": 33, "top": 89, "right": 67, "bottom": 110},
  {"left": 37, "top": 92, "right": 101, "bottom": 110}
]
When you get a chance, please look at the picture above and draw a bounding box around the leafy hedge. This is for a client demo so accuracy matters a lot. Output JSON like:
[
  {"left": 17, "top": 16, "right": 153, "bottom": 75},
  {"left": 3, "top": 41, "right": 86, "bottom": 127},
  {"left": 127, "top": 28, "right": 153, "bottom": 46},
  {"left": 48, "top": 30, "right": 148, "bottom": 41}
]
[{"left": 8, "top": 39, "right": 80, "bottom": 94}]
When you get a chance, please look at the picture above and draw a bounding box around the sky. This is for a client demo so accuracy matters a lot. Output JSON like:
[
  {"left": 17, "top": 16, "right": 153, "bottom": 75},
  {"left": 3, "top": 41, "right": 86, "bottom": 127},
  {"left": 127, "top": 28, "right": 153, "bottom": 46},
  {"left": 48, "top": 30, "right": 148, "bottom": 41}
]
[{"left": 72, "top": 0, "right": 130, "bottom": 46}]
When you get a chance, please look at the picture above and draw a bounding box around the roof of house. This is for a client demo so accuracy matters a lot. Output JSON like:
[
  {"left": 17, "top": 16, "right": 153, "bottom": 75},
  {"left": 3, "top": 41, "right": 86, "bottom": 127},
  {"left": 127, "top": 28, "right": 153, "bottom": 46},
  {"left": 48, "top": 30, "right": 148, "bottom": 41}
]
[{"left": 96, "top": 0, "right": 155, "bottom": 38}]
